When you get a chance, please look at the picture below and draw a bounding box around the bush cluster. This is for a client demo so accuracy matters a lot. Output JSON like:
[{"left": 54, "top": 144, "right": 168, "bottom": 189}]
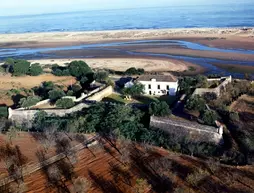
[
  {"left": 4, "top": 58, "right": 43, "bottom": 76},
  {"left": 0, "top": 106, "right": 8, "bottom": 118},
  {"left": 124, "top": 67, "right": 145, "bottom": 75},
  {"left": 149, "top": 101, "right": 171, "bottom": 117},
  {"left": 56, "top": 98, "right": 75, "bottom": 109}
]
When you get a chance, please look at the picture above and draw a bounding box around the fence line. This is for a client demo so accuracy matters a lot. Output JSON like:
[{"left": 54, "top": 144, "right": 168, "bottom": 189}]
[{"left": 0, "top": 135, "right": 99, "bottom": 187}]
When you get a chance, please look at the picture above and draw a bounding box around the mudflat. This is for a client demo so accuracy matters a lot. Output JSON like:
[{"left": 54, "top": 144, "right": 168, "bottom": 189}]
[
  {"left": 1, "top": 28, "right": 253, "bottom": 77},
  {"left": 0, "top": 28, "right": 253, "bottom": 49}
]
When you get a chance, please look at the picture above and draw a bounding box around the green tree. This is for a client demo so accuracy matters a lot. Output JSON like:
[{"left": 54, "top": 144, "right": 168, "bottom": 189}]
[
  {"left": 178, "top": 77, "right": 196, "bottom": 94},
  {"left": 149, "top": 101, "right": 171, "bottom": 117},
  {"left": 42, "top": 81, "right": 55, "bottom": 91},
  {"left": 29, "top": 63, "right": 43, "bottom": 76},
  {"left": 81, "top": 103, "right": 106, "bottom": 133},
  {"left": 124, "top": 67, "right": 145, "bottom": 75},
  {"left": 122, "top": 83, "right": 144, "bottom": 99},
  {"left": 67, "top": 90, "right": 74, "bottom": 96},
  {"left": 101, "top": 104, "right": 143, "bottom": 139},
  {"left": 203, "top": 92, "right": 217, "bottom": 102},
  {"left": 19, "top": 96, "right": 41, "bottom": 108},
  {"left": 12, "top": 59, "right": 30, "bottom": 76},
  {"left": 185, "top": 95, "right": 206, "bottom": 112},
  {"left": 52, "top": 64, "right": 71, "bottom": 76},
  {"left": 48, "top": 89, "right": 66, "bottom": 101},
  {"left": 4, "top": 58, "right": 15, "bottom": 73},
  {"left": 0, "top": 106, "right": 8, "bottom": 118},
  {"left": 196, "top": 75, "right": 208, "bottom": 88},
  {"left": 71, "top": 83, "right": 82, "bottom": 93},
  {"left": 68, "top": 60, "right": 92, "bottom": 78},
  {"left": 81, "top": 103, "right": 144, "bottom": 140},
  {"left": 200, "top": 110, "right": 218, "bottom": 126},
  {"left": 94, "top": 70, "right": 109, "bottom": 82},
  {"left": 105, "top": 78, "right": 115, "bottom": 87},
  {"left": 33, "top": 81, "right": 56, "bottom": 99},
  {"left": 56, "top": 98, "right": 75, "bottom": 109},
  {"left": 33, "top": 111, "right": 48, "bottom": 132}
]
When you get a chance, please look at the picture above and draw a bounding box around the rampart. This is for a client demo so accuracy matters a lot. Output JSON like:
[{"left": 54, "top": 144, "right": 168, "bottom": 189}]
[
  {"left": 86, "top": 85, "right": 113, "bottom": 101},
  {"left": 8, "top": 86, "right": 113, "bottom": 126},
  {"left": 192, "top": 76, "right": 232, "bottom": 97},
  {"left": 150, "top": 116, "right": 223, "bottom": 144},
  {"left": 31, "top": 86, "right": 104, "bottom": 109}
]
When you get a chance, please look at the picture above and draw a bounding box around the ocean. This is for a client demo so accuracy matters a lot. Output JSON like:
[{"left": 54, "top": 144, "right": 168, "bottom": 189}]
[{"left": 0, "top": 3, "right": 254, "bottom": 34}]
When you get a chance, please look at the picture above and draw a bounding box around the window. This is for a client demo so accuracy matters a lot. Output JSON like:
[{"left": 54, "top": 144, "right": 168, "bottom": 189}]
[
  {"left": 148, "top": 84, "right": 151, "bottom": 89},
  {"left": 149, "top": 91, "right": 152, "bottom": 95},
  {"left": 166, "top": 85, "right": 169, "bottom": 90},
  {"left": 157, "top": 85, "right": 160, "bottom": 89}
]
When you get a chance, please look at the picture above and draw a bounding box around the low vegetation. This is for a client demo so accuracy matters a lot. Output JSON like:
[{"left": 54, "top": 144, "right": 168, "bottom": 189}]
[
  {"left": 178, "top": 75, "right": 208, "bottom": 95},
  {"left": 4, "top": 58, "right": 43, "bottom": 76},
  {"left": 183, "top": 78, "right": 254, "bottom": 165},
  {"left": 0, "top": 106, "right": 8, "bottom": 118},
  {"left": 56, "top": 98, "right": 75, "bottom": 109},
  {"left": 149, "top": 101, "right": 171, "bottom": 117},
  {"left": 29, "top": 63, "right": 43, "bottom": 76},
  {"left": 48, "top": 89, "right": 66, "bottom": 102},
  {"left": 124, "top": 67, "right": 145, "bottom": 75},
  {"left": 0, "top": 63, "right": 253, "bottom": 192},
  {"left": 122, "top": 83, "right": 145, "bottom": 100},
  {"left": 19, "top": 96, "right": 41, "bottom": 108}
]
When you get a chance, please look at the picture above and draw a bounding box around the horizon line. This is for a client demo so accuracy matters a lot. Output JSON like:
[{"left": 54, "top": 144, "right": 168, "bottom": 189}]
[{"left": 0, "top": 2, "right": 247, "bottom": 18}]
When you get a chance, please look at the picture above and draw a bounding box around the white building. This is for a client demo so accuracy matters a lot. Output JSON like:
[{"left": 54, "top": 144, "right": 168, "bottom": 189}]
[{"left": 138, "top": 75, "right": 178, "bottom": 96}]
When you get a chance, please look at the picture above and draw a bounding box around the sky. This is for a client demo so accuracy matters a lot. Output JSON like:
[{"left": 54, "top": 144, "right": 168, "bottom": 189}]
[{"left": 0, "top": 0, "right": 252, "bottom": 16}]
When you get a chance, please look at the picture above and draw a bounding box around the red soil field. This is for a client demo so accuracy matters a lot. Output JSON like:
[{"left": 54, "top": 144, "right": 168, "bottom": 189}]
[{"left": 1, "top": 133, "right": 254, "bottom": 193}]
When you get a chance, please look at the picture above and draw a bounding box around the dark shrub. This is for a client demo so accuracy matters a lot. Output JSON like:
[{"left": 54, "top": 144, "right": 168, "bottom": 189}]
[
  {"left": 12, "top": 59, "right": 30, "bottom": 76},
  {"left": 56, "top": 98, "right": 75, "bottom": 109},
  {"left": 29, "top": 63, "right": 43, "bottom": 76},
  {"left": 200, "top": 110, "right": 218, "bottom": 126},
  {"left": 68, "top": 61, "right": 92, "bottom": 78},
  {"left": 0, "top": 106, "right": 8, "bottom": 118},
  {"left": 48, "top": 89, "right": 66, "bottom": 101},
  {"left": 185, "top": 95, "right": 206, "bottom": 112},
  {"left": 19, "top": 96, "right": 41, "bottom": 108},
  {"left": 124, "top": 67, "right": 145, "bottom": 75},
  {"left": 149, "top": 101, "right": 171, "bottom": 117},
  {"left": 203, "top": 92, "right": 217, "bottom": 102}
]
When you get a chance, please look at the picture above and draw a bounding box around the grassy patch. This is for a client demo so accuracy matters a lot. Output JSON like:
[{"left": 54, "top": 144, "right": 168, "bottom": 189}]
[
  {"left": 103, "top": 94, "right": 177, "bottom": 106},
  {"left": 134, "top": 95, "right": 159, "bottom": 104},
  {"left": 102, "top": 93, "right": 128, "bottom": 104},
  {"left": 157, "top": 95, "right": 177, "bottom": 106},
  {"left": 134, "top": 95, "right": 177, "bottom": 106}
]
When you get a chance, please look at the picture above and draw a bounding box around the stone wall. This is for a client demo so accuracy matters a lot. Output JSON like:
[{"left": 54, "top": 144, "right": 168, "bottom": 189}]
[
  {"left": 62, "top": 93, "right": 88, "bottom": 102},
  {"left": 8, "top": 86, "right": 113, "bottom": 127},
  {"left": 86, "top": 85, "right": 113, "bottom": 101},
  {"left": 8, "top": 103, "right": 90, "bottom": 127},
  {"left": 150, "top": 116, "right": 223, "bottom": 144},
  {"left": 192, "top": 76, "right": 232, "bottom": 97}
]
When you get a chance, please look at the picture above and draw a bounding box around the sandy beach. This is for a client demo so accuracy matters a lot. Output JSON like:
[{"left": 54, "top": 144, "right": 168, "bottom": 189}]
[
  {"left": 29, "top": 58, "right": 202, "bottom": 73},
  {"left": 0, "top": 27, "right": 254, "bottom": 49}
]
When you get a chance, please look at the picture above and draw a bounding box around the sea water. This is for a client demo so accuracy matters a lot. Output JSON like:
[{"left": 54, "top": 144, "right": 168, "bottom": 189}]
[{"left": 0, "top": 3, "right": 253, "bottom": 34}]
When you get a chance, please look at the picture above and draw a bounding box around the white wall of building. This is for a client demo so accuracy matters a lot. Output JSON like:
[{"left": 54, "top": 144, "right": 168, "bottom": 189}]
[{"left": 139, "top": 79, "right": 178, "bottom": 96}]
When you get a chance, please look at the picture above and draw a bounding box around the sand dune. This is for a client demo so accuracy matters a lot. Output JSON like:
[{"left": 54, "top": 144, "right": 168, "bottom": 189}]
[
  {"left": 29, "top": 58, "right": 201, "bottom": 72},
  {"left": 0, "top": 27, "right": 253, "bottom": 43}
]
